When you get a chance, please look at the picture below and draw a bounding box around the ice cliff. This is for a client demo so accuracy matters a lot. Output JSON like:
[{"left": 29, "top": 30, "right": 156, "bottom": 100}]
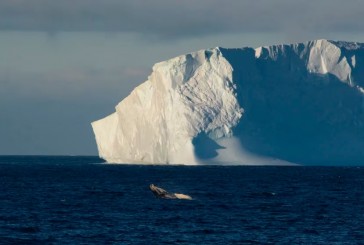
[{"left": 92, "top": 39, "right": 364, "bottom": 165}]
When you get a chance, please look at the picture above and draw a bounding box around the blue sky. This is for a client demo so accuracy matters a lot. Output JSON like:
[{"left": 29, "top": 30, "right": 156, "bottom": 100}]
[{"left": 1, "top": 0, "right": 364, "bottom": 155}]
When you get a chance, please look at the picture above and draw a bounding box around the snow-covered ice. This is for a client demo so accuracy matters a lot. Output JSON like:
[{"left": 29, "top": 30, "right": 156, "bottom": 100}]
[{"left": 92, "top": 39, "right": 364, "bottom": 165}]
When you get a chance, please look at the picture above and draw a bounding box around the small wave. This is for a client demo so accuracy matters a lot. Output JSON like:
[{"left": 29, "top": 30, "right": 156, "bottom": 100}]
[{"left": 9, "top": 226, "right": 40, "bottom": 233}]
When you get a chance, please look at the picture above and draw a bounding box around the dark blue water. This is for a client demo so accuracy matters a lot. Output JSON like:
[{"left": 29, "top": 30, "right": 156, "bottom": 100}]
[{"left": 1, "top": 156, "right": 364, "bottom": 244}]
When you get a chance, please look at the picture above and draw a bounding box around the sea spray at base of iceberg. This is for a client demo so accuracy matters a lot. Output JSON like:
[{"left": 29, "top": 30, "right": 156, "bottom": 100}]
[{"left": 92, "top": 39, "right": 364, "bottom": 165}]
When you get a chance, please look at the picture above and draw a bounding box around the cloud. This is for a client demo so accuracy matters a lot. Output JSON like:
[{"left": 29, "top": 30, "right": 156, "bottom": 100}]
[{"left": 1, "top": 0, "right": 364, "bottom": 39}]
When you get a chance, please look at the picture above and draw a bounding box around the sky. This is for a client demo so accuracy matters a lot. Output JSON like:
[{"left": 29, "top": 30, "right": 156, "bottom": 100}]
[{"left": 1, "top": 0, "right": 364, "bottom": 155}]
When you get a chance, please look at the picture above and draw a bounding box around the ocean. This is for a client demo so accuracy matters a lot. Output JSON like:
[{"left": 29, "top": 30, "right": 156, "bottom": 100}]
[{"left": 0, "top": 156, "right": 363, "bottom": 244}]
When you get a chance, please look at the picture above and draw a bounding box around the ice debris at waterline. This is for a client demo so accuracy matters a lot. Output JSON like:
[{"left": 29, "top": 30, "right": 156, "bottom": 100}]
[
  {"left": 150, "top": 184, "right": 192, "bottom": 200},
  {"left": 92, "top": 39, "right": 364, "bottom": 165}
]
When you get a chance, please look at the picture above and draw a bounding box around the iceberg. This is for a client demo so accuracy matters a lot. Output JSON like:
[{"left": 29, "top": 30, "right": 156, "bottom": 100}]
[{"left": 92, "top": 39, "right": 364, "bottom": 165}]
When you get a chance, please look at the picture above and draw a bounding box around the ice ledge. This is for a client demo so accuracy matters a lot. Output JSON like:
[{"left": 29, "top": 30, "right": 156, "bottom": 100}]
[{"left": 253, "top": 39, "right": 361, "bottom": 85}]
